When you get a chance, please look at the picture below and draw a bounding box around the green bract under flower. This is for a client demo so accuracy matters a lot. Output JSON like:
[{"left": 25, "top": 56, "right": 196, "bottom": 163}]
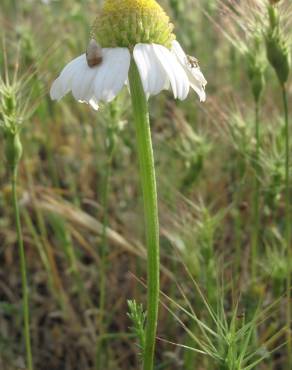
[{"left": 93, "top": 0, "right": 175, "bottom": 48}]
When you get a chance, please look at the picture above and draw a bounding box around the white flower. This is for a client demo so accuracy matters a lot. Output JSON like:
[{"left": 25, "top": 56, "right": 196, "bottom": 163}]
[{"left": 50, "top": 41, "right": 207, "bottom": 110}]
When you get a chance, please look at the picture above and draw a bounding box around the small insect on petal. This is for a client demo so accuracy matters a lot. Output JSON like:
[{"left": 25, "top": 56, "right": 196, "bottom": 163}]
[
  {"left": 187, "top": 55, "right": 199, "bottom": 69},
  {"left": 86, "top": 39, "right": 103, "bottom": 68}
]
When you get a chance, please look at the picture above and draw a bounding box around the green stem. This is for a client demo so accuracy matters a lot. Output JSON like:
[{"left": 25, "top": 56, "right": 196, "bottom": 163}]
[
  {"left": 251, "top": 102, "right": 260, "bottom": 280},
  {"left": 12, "top": 166, "right": 33, "bottom": 370},
  {"left": 282, "top": 84, "right": 291, "bottom": 367},
  {"left": 128, "top": 60, "right": 160, "bottom": 370}
]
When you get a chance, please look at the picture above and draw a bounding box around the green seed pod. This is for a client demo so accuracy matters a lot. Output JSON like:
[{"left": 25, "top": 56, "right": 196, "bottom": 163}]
[{"left": 5, "top": 131, "right": 23, "bottom": 169}]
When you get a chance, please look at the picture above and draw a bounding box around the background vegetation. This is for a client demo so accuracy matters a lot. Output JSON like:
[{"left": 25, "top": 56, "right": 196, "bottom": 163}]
[{"left": 0, "top": 0, "right": 291, "bottom": 369}]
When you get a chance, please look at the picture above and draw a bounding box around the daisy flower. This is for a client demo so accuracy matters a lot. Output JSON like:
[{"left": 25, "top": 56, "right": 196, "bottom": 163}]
[
  {"left": 50, "top": 0, "right": 207, "bottom": 110},
  {"left": 50, "top": 2, "right": 207, "bottom": 370}
]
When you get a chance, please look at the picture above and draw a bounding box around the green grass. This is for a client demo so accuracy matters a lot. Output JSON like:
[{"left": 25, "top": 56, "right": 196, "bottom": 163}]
[{"left": 0, "top": 0, "right": 291, "bottom": 369}]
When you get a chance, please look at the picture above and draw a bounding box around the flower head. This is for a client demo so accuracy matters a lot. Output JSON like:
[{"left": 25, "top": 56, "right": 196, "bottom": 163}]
[
  {"left": 50, "top": 0, "right": 207, "bottom": 110},
  {"left": 94, "top": 0, "right": 175, "bottom": 48}
]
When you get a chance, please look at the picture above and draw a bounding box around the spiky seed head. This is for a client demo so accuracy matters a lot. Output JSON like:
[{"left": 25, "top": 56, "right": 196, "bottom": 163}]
[
  {"left": 265, "top": 5, "right": 290, "bottom": 84},
  {"left": 246, "top": 54, "right": 266, "bottom": 103},
  {"left": 268, "top": 4, "right": 280, "bottom": 30},
  {"left": 266, "top": 33, "right": 290, "bottom": 84},
  {"left": 1, "top": 86, "right": 17, "bottom": 122}
]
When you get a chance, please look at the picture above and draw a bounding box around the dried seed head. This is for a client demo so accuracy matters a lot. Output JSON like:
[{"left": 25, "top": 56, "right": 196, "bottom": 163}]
[{"left": 86, "top": 39, "right": 103, "bottom": 68}]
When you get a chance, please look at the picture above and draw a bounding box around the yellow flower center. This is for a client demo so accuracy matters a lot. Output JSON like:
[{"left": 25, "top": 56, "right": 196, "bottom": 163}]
[
  {"left": 104, "top": 0, "right": 161, "bottom": 12},
  {"left": 92, "top": 0, "right": 175, "bottom": 48}
]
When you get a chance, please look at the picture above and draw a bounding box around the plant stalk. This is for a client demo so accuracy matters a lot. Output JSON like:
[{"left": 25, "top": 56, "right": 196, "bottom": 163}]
[
  {"left": 251, "top": 102, "right": 260, "bottom": 280},
  {"left": 128, "top": 60, "right": 160, "bottom": 370},
  {"left": 282, "top": 84, "right": 291, "bottom": 366},
  {"left": 12, "top": 165, "right": 33, "bottom": 370}
]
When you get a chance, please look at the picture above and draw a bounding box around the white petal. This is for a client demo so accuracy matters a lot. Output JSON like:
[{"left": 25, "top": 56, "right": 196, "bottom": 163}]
[
  {"left": 93, "top": 48, "right": 130, "bottom": 103},
  {"left": 190, "top": 81, "right": 206, "bottom": 102},
  {"left": 50, "top": 54, "right": 85, "bottom": 101},
  {"left": 50, "top": 78, "right": 63, "bottom": 101},
  {"left": 171, "top": 40, "right": 187, "bottom": 65},
  {"left": 59, "top": 55, "right": 85, "bottom": 89},
  {"left": 133, "top": 44, "right": 169, "bottom": 96},
  {"left": 71, "top": 57, "right": 98, "bottom": 101},
  {"left": 152, "top": 44, "right": 189, "bottom": 100},
  {"left": 50, "top": 49, "right": 130, "bottom": 106},
  {"left": 78, "top": 97, "right": 99, "bottom": 111},
  {"left": 89, "top": 98, "right": 99, "bottom": 111},
  {"left": 172, "top": 40, "right": 207, "bottom": 102}
]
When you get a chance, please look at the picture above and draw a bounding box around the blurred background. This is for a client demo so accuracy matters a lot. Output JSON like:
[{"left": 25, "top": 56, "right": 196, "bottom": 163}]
[{"left": 0, "top": 0, "right": 291, "bottom": 369}]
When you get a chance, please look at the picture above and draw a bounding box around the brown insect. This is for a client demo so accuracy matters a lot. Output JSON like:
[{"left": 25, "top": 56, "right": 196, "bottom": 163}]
[
  {"left": 86, "top": 39, "right": 103, "bottom": 68},
  {"left": 187, "top": 55, "right": 199, "bottom": 69}
]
